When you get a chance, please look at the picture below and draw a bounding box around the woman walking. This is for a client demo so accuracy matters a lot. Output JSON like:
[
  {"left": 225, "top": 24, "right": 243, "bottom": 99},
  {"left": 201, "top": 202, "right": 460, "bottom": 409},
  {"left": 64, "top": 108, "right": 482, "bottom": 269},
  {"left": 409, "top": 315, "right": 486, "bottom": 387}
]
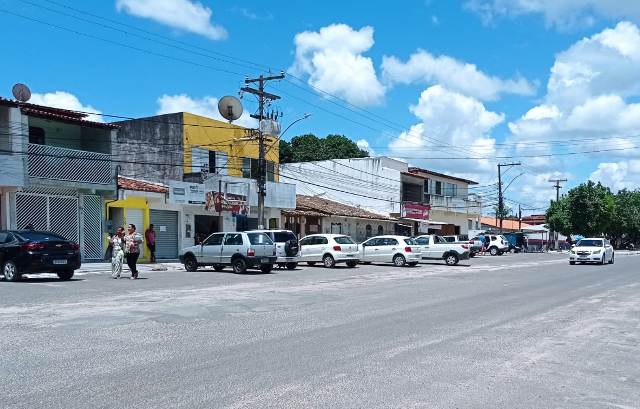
[
  {"left": 110, "top": 227, "right": 125, "bottom": 279},
  {"left": 124, "top": 224, "right": 143, "bottom": 279}
]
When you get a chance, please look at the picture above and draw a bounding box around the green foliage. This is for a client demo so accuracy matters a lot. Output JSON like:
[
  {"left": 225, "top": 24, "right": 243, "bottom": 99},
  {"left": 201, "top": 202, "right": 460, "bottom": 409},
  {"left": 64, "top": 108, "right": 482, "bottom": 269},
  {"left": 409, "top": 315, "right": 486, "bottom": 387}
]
[
  {"left": 545, "top": 181, "right": 640, "bottom": 247},
  {"left": 279, "top": 133, "right": 369, "bottom": 163},
  {"left": 493, "top": 204, "right": 512, "bottom": 220}
]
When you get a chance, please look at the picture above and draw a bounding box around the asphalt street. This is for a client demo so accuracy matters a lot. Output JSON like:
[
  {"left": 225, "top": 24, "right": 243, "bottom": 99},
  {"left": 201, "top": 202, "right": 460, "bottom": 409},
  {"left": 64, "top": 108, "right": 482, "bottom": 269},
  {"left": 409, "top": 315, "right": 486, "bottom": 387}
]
[{"left": 1, "top": 252, "right": 639, "bottom": 408}]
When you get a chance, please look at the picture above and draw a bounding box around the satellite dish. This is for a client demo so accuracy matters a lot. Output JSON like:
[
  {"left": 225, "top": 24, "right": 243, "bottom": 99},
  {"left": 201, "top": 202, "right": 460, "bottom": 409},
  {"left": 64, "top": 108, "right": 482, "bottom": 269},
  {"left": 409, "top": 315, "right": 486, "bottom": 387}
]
[
  {"left": 217, "top": 96, "right": 243, "bottom": 122},
  {"left": 260, "top": 119, "right": 281, "bottom": 136},
  {"left": 12, "top": 83, "right": 31, "bottom": 102}
]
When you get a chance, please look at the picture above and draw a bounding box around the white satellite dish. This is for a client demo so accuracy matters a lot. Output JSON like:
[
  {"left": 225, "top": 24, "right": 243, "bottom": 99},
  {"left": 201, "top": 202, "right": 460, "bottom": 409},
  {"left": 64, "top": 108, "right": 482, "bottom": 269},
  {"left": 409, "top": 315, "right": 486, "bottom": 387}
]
[
  {"left": 12, "top": 83, "right": 31, "bottom": 102},
  {"left": 260, "top": 119, "right": 281, "bottom": 136},
  {"left": 217, "top": 96, "right": 243, "bottom": 122}
]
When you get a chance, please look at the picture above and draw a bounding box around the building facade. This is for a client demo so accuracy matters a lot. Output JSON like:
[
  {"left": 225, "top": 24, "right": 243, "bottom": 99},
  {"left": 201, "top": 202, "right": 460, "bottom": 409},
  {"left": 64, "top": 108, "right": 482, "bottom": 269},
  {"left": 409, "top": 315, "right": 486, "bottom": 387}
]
[
  {"left": 0, "top": 98, "right": 117, "bottom": 260},
  {"left": 280, "top": 157, "right": 482, "bottom": 236}
]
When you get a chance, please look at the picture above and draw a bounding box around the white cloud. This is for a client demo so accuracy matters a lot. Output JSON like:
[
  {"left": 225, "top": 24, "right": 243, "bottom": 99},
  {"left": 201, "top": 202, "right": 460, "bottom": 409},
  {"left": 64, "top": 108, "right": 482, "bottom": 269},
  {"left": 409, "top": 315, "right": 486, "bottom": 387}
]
[
  {"left": 156, "top": 94, "right": 257, "bottom": 128},
  {"left": 382, "top": 50, "right": 535, "bottom": 101},
  {"left": 29, "top": 91, "right": 103, "bottom": 122},
  {"left": 116, "top": 0, "right": 227, "bottom": 41},
  {"left": 589, "top": 160, "right": 640, "bottom": 191},
  {"left": 356, "top": 139, "right": 376, "bottom": 156},
  {"left": 290, "top": 24, "right": 385, "bottom": 106},
  {"left": 465, "top": 0, "right": 640, "bottom": 29},
  {"left": 388, "top": 85, "right": 504, "bottom": 181}
]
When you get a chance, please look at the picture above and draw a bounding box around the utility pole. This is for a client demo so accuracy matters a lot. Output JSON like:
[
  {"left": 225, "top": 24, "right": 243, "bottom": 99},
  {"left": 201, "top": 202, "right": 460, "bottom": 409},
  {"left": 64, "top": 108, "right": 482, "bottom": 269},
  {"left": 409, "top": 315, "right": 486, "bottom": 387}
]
[
  {"left": 518, "top": 204, "right": 522, "bottom": 231},
  {"left": 497, "top": 162, "right": 521, "bottom": 233},
  {"left": 548, "top": 178, "right": 568, "bottom": 251},
  {"left": 241, "top": 72, "right": 285, "bottom": 229}
]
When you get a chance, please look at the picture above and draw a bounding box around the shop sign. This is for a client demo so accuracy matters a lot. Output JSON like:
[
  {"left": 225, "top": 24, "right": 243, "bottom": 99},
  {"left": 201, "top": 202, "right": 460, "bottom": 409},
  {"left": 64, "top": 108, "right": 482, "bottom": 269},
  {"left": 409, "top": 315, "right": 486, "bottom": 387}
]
[
  {"left": 401, "top": 202, "right": 430, "bottom": 219},
  {"left": 205, "top": 192, "right": 250, "bottom": 216}
]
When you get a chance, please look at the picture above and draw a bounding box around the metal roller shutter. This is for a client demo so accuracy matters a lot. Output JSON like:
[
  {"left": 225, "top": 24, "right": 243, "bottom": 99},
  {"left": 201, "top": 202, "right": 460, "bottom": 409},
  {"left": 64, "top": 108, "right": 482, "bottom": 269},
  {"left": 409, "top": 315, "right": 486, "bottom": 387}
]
[{"left": 149, "top": 209, "right": 179, "bottom": 259}]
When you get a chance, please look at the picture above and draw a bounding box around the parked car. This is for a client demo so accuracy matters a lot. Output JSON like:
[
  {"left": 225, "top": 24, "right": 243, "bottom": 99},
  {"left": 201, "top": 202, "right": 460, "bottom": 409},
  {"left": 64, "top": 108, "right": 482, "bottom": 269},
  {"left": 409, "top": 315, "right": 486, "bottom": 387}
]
[
  {"left": 359, "top": 236, "right": 421, "bottom": 267},
  {"left": 179, "top": 232, "right": 277, "bottom": 274},
  {"left": 569, "top": 238, "right": 614, "bottom": 265},
  {"left": 443, "top": 234, "right": 481, "bottom": 257},
  {"left": 482, "top": 234, "right": 510, "bottom": 256},
  {"left": 502, "top": 232, "right": 524, "bottom": 253},
  {"left": 246, "top": 229, "right": 300, "bottom": 269},
  {"left": 299, "top": 234, "right": 359, "bottom": 268},
  {"left": 0, "top": 230, "right": 81, "bottom": 282},
  {"left": 415, "top": 235, "right": 470, "bottom": 266}
]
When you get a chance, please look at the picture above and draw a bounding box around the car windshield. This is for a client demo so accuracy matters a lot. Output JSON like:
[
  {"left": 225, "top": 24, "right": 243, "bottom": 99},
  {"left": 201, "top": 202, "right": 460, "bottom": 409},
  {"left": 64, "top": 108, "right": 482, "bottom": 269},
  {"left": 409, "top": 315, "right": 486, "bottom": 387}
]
[
  {"left": 577, "top": 239, "right": 603, "bottom": 247},
  {"left": 404, "top": 238, "right": 417, "bottom": 245},
  {"left": 334, "top": 236, "right": 355, "bottom": 244},
  {"left": 247, "top": 233, "right": 273, "bottom": 245},
  {"left": 16, "top": 231, "right": 67, "bottom": 241},
  {"left": 273, "top": 231, "right": 296, "bottom": 243}
]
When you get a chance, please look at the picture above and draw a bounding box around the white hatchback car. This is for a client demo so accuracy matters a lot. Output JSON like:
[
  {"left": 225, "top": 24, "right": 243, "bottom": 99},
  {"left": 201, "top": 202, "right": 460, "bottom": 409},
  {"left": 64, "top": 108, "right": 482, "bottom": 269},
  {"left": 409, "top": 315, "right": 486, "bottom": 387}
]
[
  {"left": 569, "top": 238, "right": 614, "bottom": 265},
  {"left": 299, "top": 234, "right": 360, "bottom": 268},
  {"left": 359, "top": 235, "right": 421, "bottom": 267}
]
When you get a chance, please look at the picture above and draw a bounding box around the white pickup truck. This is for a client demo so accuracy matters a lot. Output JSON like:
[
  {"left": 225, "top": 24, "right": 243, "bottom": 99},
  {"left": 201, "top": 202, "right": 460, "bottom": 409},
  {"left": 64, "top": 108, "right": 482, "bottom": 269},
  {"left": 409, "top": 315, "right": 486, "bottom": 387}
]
[{"left": 414, "top": 234, "right": 471, "bottom": 265}]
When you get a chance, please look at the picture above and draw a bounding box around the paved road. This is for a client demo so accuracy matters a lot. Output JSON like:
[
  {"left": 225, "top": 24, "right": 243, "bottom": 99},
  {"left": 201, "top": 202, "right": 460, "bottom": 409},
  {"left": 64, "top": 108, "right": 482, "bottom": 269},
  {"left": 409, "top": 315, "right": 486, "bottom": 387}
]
[{"left": 1, "top": 253, "right": 639, "bottom": 408}]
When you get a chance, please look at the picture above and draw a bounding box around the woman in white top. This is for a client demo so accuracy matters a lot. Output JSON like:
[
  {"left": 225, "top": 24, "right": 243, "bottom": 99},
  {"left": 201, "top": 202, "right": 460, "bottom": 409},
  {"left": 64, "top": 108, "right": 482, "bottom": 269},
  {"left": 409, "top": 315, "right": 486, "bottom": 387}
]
[{"left": 110, "top": 227, "right": 125, "bottom": 279}]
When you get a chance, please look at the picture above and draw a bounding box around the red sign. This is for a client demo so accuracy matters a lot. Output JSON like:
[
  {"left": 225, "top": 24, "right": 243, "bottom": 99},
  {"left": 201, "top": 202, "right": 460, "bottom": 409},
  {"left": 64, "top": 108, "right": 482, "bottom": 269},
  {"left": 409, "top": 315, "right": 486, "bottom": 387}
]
[
  {"left": 401, "top": 202, "right": 430, "bottom": 219},
  {"left": 205, "top": 192, "right": 249, "bottom": 216}
]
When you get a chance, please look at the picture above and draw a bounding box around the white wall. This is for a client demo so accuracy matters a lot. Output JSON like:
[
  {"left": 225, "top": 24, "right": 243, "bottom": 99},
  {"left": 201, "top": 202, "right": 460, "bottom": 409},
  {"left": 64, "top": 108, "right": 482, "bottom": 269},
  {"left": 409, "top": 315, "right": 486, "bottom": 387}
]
[
  {"left": 322, "top": 216, "right": 396, "bottom": 243},
  {"left": 0, "top": 107, "right": 26, "bottom": 187},
  {"left": 280, "top": 157, "right": 405, "bottom": 216}
]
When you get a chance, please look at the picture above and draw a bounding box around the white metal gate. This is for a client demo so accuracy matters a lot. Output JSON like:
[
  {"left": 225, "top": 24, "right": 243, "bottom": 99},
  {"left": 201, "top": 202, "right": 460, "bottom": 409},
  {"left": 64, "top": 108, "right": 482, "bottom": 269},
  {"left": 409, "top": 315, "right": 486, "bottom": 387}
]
[
  {"left": 150, "top": 209, "right": 179, "bottom": 259},
  {"left": 82, "top": 195, "right": 103, "bottom": 260},
  {"left": 15, "top": 192, "right": 79, "bottom": 243}
]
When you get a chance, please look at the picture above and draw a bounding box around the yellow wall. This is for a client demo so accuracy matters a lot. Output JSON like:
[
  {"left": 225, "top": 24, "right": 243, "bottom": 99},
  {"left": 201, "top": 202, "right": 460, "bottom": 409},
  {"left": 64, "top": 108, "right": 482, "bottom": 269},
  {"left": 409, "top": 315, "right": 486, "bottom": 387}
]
[{"left": 182, "top": 113, "right": 280, "bottom": 180}]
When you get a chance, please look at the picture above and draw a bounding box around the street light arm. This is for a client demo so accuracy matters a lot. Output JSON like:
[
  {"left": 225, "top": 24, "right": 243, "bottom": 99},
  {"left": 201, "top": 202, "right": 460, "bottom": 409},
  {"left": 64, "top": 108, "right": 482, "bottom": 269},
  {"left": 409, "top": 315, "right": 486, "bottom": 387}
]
[{"left": 280, "top": 113, "right": 311, "bottom": 140}]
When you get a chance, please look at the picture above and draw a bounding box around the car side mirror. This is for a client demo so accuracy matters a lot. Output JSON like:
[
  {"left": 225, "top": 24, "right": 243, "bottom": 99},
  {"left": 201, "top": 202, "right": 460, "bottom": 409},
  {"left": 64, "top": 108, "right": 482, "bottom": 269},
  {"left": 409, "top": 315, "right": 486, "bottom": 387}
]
[{"left": 571, "top": 244, "right": 575, "bottom": 248}]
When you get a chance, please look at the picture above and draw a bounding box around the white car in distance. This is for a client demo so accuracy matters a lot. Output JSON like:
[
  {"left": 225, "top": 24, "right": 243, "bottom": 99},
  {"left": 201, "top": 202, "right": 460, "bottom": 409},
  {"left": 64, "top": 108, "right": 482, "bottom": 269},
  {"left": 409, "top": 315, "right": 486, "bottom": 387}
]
[
  {"left": 569, "top": 238, "right": 614, "bottom": 265},
  {"left": 299, "top": 234, "right": 359, "bottom": 268},
  {"left": 359, "top": 236, "right": 421, "bottom": 267}
]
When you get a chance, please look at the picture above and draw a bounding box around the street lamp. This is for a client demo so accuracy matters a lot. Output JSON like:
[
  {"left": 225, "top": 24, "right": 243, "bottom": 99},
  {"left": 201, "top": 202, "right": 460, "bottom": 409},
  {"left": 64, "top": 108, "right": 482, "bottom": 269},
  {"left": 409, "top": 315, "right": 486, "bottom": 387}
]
[{"left": 280, "top": 113, "right": 311, "bottom": 139}]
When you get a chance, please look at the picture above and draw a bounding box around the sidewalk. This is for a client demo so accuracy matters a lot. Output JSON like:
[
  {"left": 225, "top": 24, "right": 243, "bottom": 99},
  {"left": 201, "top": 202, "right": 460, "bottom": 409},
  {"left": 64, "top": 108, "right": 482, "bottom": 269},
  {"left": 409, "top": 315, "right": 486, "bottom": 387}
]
[{"left": 78, "top": 261, "right": 185, "bottom": 274}]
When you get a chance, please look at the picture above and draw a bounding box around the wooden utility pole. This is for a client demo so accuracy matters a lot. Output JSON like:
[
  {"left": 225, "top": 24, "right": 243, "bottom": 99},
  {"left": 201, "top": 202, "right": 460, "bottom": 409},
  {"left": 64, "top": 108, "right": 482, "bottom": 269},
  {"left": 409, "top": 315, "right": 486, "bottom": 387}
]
[
  {"left": 241, "top": 72, "right": 285, "bottom": 228},
  {"left": 549, "top": 178, "right": 568, "bottom": 250}
]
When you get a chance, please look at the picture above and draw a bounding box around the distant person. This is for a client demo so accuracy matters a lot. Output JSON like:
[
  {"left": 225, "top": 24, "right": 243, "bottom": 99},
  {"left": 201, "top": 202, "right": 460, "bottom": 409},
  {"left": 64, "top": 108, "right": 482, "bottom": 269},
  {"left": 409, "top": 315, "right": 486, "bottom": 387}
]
[
  {"left": 145, "top": 224, "right": 156, "bottom": 263},
  {"left": 124, "top": 224, "right": 143, "bottom": 280},
  {"left": 110, "top": 227, "right": 125, "bottom": 279},
  {"left": 478, "top": 233, "right": 486, "bottom": 255}
]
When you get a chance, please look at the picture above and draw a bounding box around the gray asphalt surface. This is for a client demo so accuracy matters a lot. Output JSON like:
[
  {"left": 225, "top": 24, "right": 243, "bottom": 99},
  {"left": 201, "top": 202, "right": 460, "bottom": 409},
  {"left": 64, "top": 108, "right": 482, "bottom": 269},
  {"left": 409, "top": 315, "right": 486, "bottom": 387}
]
[{"left": 1, "top": 252, "right": 639, "bottom": 408}]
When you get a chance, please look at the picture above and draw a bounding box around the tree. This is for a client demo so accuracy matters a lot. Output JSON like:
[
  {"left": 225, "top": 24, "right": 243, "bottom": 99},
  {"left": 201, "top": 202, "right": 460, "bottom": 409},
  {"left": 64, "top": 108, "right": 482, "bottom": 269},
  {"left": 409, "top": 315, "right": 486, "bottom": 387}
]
[
  {"left": 493, "top": 204, "right": 512, "bottom": 220},
  {"left": 546, "top": 197, "right": 571, "bottom": 237},
  {"left": 279, "top": 133, "right": 369, "bottom": 163},
  {"left": 565, "top": 181, "right": 614, "bottom": 237}
]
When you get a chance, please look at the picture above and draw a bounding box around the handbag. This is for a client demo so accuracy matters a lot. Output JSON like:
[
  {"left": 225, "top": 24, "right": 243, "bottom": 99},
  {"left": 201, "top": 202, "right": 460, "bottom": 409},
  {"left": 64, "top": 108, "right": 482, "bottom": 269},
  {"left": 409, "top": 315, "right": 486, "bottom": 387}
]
[{"left": 104, "top": 242, "right": 113, "bottom": 261}]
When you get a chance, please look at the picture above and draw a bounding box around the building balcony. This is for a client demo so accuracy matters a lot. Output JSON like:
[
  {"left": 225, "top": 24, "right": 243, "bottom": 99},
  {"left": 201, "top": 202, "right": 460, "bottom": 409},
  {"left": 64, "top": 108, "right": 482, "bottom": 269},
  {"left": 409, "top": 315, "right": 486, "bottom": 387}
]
[
  {"left": 427, "top": 195, "right": 482, "bottom": 213},
  {"left": 27, "top": 143, "right": 114, "bottom": 186}
]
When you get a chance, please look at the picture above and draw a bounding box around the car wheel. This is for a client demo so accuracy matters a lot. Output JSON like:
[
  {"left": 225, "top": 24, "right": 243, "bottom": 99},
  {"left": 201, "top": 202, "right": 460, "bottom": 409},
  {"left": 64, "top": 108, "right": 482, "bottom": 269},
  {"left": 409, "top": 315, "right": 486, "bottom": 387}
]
[
  {"left": 260, "top": 264, "right": 273, "bottom": 274},
  {"left": 489, "top": 247, "right": 498, "bottom": 256},
  {"left": 609, "top": 254, "right": 615, "bottom": 264},
  {"left": 600, "top": 255, "right": 606, "bottom": 265},
  {"left": 346, "top": 260, "right": 358, "bottom": 268},
  {"left": 232, "top": 258, "right": 247, "bottom": 274},
  {"left": 323, "top": 255, "right": 336, "bottom": 268},
  {"left": 57, "top": 270, "right": 74, "bottom": 280},
  {"left": 445, "top": 253, "right": 459, "bottom": 266},
  {"left": 184, "top": 255, "right": 198, "bottom": 272},
  {"left": 3, "top": 261, "right": 20, "bottom": 282},
  {"left": 569, "top": 261, "right": 575, "bottom": 265},
  {"left": 285, "top": 262, "right": 298, "bottom": 270},
  {"left": 214, "top": 266, "right": 225, "bottom": 272},
  {"left": 393, "top": 254, "right": 406, "bottom": 267},
  {"left": 469, "top": 252, "right": 475, "bottom": 258},
  {"left": 307, "top": 262, "right": 316, "bottom": 266}
]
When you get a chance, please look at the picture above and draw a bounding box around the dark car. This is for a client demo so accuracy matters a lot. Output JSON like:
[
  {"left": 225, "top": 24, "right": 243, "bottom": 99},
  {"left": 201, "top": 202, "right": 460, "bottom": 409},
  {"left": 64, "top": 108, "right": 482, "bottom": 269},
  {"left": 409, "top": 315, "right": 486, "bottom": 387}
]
[{"left": 0, "top": 230, "right": 81, "bottom": 282}]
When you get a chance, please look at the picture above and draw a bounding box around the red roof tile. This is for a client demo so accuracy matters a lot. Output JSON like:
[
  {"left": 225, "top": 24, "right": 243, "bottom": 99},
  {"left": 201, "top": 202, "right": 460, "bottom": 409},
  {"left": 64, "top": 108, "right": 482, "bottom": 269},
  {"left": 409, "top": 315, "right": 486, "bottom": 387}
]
[
  {"left": 283, "top": 195, "right": 394, "bottom": 221},
  {"left": 118, "top": 176, "right": 168, "bottom": 193}
]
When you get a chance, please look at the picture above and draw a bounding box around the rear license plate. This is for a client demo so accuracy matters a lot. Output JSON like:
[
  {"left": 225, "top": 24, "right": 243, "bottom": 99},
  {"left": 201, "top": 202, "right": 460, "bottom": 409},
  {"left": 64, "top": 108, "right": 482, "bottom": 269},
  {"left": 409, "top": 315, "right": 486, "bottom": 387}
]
[
  {"left": 53, "top": 259, "right": 67, "bottom": 265},
  {"left": 261, "top": 258, "right": 269, "bottom": 263}
]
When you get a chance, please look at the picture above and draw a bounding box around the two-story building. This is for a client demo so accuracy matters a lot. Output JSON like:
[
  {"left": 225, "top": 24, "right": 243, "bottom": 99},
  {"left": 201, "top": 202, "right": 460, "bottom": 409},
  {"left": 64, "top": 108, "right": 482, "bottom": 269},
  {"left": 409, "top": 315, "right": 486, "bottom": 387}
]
[
  {"left": 279, "top": 157, "right": 482, "bottom": 236},
  {"left": 0, "top": 97, "right": 117, "bottom": 260},
  {"left": 111, "top": 112, "right": 296, "bottom": 258}
]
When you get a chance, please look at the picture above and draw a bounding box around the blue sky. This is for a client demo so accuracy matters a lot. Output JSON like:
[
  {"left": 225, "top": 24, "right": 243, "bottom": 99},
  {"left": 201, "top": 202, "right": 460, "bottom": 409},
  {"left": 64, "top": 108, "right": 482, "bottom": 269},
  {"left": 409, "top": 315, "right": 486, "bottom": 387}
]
[{"left": 2, "top": 0, "right": 640, "bottom": 212}]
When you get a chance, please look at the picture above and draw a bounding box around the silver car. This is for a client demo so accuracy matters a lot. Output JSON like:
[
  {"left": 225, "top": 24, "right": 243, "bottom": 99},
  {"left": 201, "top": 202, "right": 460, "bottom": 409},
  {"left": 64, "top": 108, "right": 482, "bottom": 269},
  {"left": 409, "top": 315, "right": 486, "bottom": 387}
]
[{"left": 179, "top": 232, "right": 277, "bottom": 274}]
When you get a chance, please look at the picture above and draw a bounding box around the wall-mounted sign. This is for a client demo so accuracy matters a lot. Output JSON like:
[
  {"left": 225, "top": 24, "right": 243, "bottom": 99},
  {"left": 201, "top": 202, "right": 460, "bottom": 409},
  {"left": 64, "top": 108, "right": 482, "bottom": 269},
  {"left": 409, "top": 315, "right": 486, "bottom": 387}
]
[
  {"left": 168, "top": 182, "right": 205, "bottom": 205},
  {"left": 401, "top": 202, "right": 430, "bottom": 220},
  {"left": 205, "top": 192, "right": 249, "bottom": 216}
]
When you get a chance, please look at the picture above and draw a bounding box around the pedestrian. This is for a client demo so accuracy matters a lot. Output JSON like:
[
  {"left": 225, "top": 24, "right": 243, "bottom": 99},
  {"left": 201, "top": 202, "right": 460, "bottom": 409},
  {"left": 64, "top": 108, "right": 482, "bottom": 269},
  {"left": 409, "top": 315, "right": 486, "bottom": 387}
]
[
  {"left": 110, "top": 227, "right": 125, "bottom": 279},
  {"left": 478, "top": 233, "right": 486, "bottom": 255},
  {"left": 145, "top": 224, "right": 156, "bottom": 263},
  {"left": 124, "top": 223, "right": 143, "bottom": 279}
]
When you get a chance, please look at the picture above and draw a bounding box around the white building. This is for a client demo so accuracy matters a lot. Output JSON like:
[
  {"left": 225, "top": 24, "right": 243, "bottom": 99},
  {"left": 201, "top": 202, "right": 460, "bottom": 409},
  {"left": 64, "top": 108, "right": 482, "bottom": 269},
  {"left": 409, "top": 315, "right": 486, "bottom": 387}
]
[{"left": 280, "top": 157, "right": 482, "bottom": 235}]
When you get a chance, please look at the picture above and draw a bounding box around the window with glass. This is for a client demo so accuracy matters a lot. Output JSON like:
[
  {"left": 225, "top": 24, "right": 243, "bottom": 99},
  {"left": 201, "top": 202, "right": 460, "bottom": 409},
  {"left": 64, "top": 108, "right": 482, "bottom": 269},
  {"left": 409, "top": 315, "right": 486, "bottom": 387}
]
[
  {"left": 435, "top": 181, "right": 442, "bottom": 195},
  {"left": 224, "top": 233, "right": 244, "bottom": 246},
  {"left": 334, "top": 236, "right": 355, "bottom": 244},
  {"left": 247, "top": 233, "right": 273, "bottom": 245},
  {"left": 203, "top": 233, "right": 224, "bottom": 246},
  {"left": 444, "top": 183, "right": 458, "bottom": 197}
]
